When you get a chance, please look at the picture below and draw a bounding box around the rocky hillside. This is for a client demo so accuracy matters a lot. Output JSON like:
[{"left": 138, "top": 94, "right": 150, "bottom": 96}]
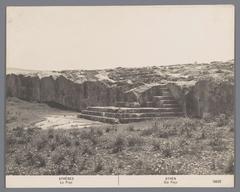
[{"left": 6, "top": 60, "right": 234, "bottom": 118}]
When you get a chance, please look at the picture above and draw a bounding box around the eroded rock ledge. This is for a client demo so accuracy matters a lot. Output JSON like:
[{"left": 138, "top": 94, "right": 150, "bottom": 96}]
[{"left": 6, "top": 73, "right": 234, "bottom": 118}]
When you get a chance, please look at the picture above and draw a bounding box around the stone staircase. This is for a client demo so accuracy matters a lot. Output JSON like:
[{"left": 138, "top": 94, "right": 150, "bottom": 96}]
[{"left": 78, "top": 84, "right": 184, "bottom": 124}]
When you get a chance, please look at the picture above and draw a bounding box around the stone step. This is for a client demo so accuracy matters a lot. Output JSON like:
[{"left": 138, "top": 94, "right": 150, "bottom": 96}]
[
  {"left": 159, "top": 88, "right": 169, "bottom": 91},
  {"left": 115, "top": 101, "right": 140, "bottom": 108},
  {"left": 118, "top": 117, "right": 176, "bottom": 124},
  {"left": 161, "top": 91, "right": 172, "bottom": 96},
  {"left": 77, "top": 113, "right": 119, "bottom": 124},
  {"left": 153, "top": 97, "right": 178, "bottom": 103},
  {"left": 87, "top": 106, "right": 182, "bottom": 113},
  {"left": 162, "top": 104, "right": 180, "bottom": 108},
  {"left": 81, "top": 110, "right": 184, "bottom": 118},
  {"left": 153, "top": 96, "right": 174, "bottom": 100},
  {"left": 141, "top": 101, "right": 154, "bottom": 107},
  {"left": 78, "top": 113, "right": 178, "bottom": 124},
  {"left": 161, "top": 100, "right": 178, "bottom": 104}
]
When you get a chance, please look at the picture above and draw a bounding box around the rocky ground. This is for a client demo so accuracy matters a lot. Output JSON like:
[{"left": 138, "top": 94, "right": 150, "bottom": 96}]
[
  {"left": 7, "top": 60, "right": 234, "bottom": 87},
  {"left": 6, "top": 60, "right": 234, "bottom": 117},
  {"left": 6, "top": 97, "right": 234, "bottom": 175}
]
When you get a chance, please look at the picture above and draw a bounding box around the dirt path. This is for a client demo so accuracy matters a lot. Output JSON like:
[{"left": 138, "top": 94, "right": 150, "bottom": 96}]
[
  {"left": 6, "top": 97, "right": 106, "bottom": 130},
  {"left": 34, "top": 113, "right": 106, "bottom": 129}
]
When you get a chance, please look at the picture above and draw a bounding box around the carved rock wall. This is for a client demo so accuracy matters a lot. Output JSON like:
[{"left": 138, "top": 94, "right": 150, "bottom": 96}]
[
  {"left": 166, "top": 80, "right": 234, "bottom": 117},
  {"left": 6, "top": 74, "right": 123, "bottom": 111},
  {"left": 6, "top": 74, "right": 234, "bottom": 117}
]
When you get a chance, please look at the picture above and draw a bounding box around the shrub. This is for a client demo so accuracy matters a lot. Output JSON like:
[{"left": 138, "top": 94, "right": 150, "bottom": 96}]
[
  {"left": 52, "top": 149, "right": 66, "bottom": 164},
  {"left": 15, "top": 154, "right": 25, "bottom": 165},
  {"left": 152, "top": 121, "right": 159, "bottom": 130},
  {"left": 55, "top": 132, "right": 72, "bottom": 147},
  {"left": 74, "top": 140, "right": 80, "bottom": 146},
  {"left": 35, "top": 136, "right": 47, "bottom": 150},
  {"left": 162, "top": 142, "right": 173, "bottom": 158},
  {"left": 108, "top": 167, "right": 114, "bottom": 174},
  {"left": 216, "top": 114, "right": 228, "bottom": 127},
  {"left": 156, "top": 125, "right": 177, "bottom": 138},
  {"left": 185, "top": 128, "right": 193, "bottom": 138},
  {"left": 15, "top": 151, "right": 46, "bottom": 168},
  {"left": 32, "top": 154, "right": 46, "bottom": 168},
  {"left": 141, "top": 128, "right": 154, "bottom": 136},
  {"left": 133, "top": 159, "right": 153, "bottom": 175},
  {"left": 96, "top": 129, "right": 103, "bottom": 136},
  {"left": 112, "top": 135, "right": 125, "bottom": 153},
  {"left": 56, "top": 165, "right": 70, "bottom": 175},
  {"left": 141, "top": 121, "right": 160, "bottom": 136},
  {"left": 47, "top": 128, "right": 54, "bottom": 139},
  {"left": 26, "top": 127, "right": 36, "bottom": 135},
  {"left": 211, "top": 159, "right": 216, "bottom": 171},
  {"left": 185, "top": 142, "right": 201, "bottom": 156},
  {"left": 228, "top": 119, "right": 234, "bottom": 132},
  {"left": 79, "top": 159, "right": 86, "bottom": 171},
  {"left": 183, "top": 118, "right": 197, "bottom": 131},
  {"left": 14, "top": 126, "right": 24, "bottom": 137},
  {"left": 209, "top": 133, "right": 226, "bottom": 151},
  {"left": 94, "top": 157, "right": 104, "bottom": 173},
  {"left": 80, "top": 129, "right": 98, "bottom": 145},
  {"left": 48, "top": 139, "right": 57, "bottom": 151},
  {"left": 127, "top": 135, "right": 144, "bottom": 147},
  {"left": 82, "top": 144, "right": 94, "bottom": 155},
  {"left": 199, "top": 131, "right": 206, "bottom": 139},
  {"left": 80, "top": 130, "right": 92, "bottom": 140},
  {"left": 179, "top": 119, "right": 195, "bottom": 137},
  {"left": 203, "top": 112, "right": 214, "bottom": 123},
  {"left": 105, "top": 127, "right": 111, "bottom": 133},
  {"left": 224, "top": 155, "right": 234, "bottom": 174},
  {"left": 152, "top": 139, "right": 161, "bottom": 151},
  {"left": 127, "top": 125, "right": 135, "bottom": 132},
  {"left": 6, "top": 133, "right": 17, "bottom": 146}
]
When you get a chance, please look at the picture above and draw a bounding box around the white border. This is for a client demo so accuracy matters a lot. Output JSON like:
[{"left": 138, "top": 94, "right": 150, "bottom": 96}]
[{"left": 6, "top": 175, "right": 234, "bottom": 188}]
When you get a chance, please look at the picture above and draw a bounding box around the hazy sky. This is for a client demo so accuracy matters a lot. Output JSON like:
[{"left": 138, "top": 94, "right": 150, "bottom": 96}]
[{"left": 7, "top": 5, "right": 234, "bottom": 70}]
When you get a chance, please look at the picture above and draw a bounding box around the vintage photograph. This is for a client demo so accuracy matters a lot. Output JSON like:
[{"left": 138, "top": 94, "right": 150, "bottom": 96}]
[{"left": 5, "top": 5, "right": 234, "bottom": 183}]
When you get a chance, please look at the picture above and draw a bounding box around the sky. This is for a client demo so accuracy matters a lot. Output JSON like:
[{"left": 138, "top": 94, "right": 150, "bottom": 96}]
[{"left": 6, "top": 5, "right": 234, "bottom": 70}]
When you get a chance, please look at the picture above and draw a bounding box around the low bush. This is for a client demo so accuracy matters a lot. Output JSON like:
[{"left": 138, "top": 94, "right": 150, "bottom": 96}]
[
  {"left": 52, "top": 149, "right": 66, "bottom": 164},
  {"left": 203, "top": 112, "right": 214, "bottom": 123},
  {"left": 216, "top": 114, "right": 228, "bottom": 127},
  {"left": 228, "top": 118, "right": 234, "bottom": 132},
  {"left": 35, "top": 136, "right": 48, "bottom": 150},
  {"left": 112, "top": 135, "right": 125, "bottom": 153},
  {"left": 224, "top": 155, "right": 234, "bottom": 174},
  {"left": 156, "top": 126, "right": 177, "bottom": 138},
  {"left": 127, "top": 135, "right": 144, "bottom": 147},
  {"left": 152, "top": 139, "right": 161, "bottom": 151},
  {"left": 141, "top": 128, "right": 154, "bottom": 136},
  {"left": 127, "top": 125, "right": 135, "bottom": 132},
  {"left": 14, "top": 126, "right": 24, "bottom": 137},
  {"left": 82, "top": 144, "right": 94, "bottom": 155},
  {"left": 209, "top": 133, "right": 226, "bottom": 151},
  {"left": 161, "top": 142, "right": 173, "bottom": 158},
  {"left": 96, "top": 129, "right": 103, "bottom": 136},
  {"left": 94, "top": 157, "right": 104, "bottom": 173}
]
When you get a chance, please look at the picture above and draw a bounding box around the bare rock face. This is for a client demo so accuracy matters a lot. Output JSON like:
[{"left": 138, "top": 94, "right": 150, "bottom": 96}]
[
  {"left": 6, "top": 61, "right": 234, "bottom": 118},
  {"left": 7, "top": 74, "right": 41, "bottom": 102},
  {"left": 6, "top": 74, "right": 123, "bottom": 111},
  {"left": 40, "top": 76, "right": 56, "bottom": 102},
  {"left": 166, "top": 79, "right": 234, "bottom": 117},
  {"left": 189, "top": 79, "right": 234, "bottom": 117}
]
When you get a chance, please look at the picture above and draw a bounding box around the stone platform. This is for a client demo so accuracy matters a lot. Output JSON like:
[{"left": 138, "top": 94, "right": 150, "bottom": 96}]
[
  {"left": 78, "top": 84, "right": 184, "bottom": 124},
  {"left": 78, "top": 106, "right": 183, "bottom": 124}
]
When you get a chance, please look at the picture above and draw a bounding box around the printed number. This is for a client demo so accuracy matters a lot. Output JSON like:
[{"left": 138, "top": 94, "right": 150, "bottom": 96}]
[{"left": 213, "top": 180, "right": 221, "bottom": 184}]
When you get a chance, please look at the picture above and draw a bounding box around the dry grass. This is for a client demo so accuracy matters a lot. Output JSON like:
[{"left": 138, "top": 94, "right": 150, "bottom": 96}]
[{"left": 6, "top": 99, "right": 234, "bottom": 175}]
